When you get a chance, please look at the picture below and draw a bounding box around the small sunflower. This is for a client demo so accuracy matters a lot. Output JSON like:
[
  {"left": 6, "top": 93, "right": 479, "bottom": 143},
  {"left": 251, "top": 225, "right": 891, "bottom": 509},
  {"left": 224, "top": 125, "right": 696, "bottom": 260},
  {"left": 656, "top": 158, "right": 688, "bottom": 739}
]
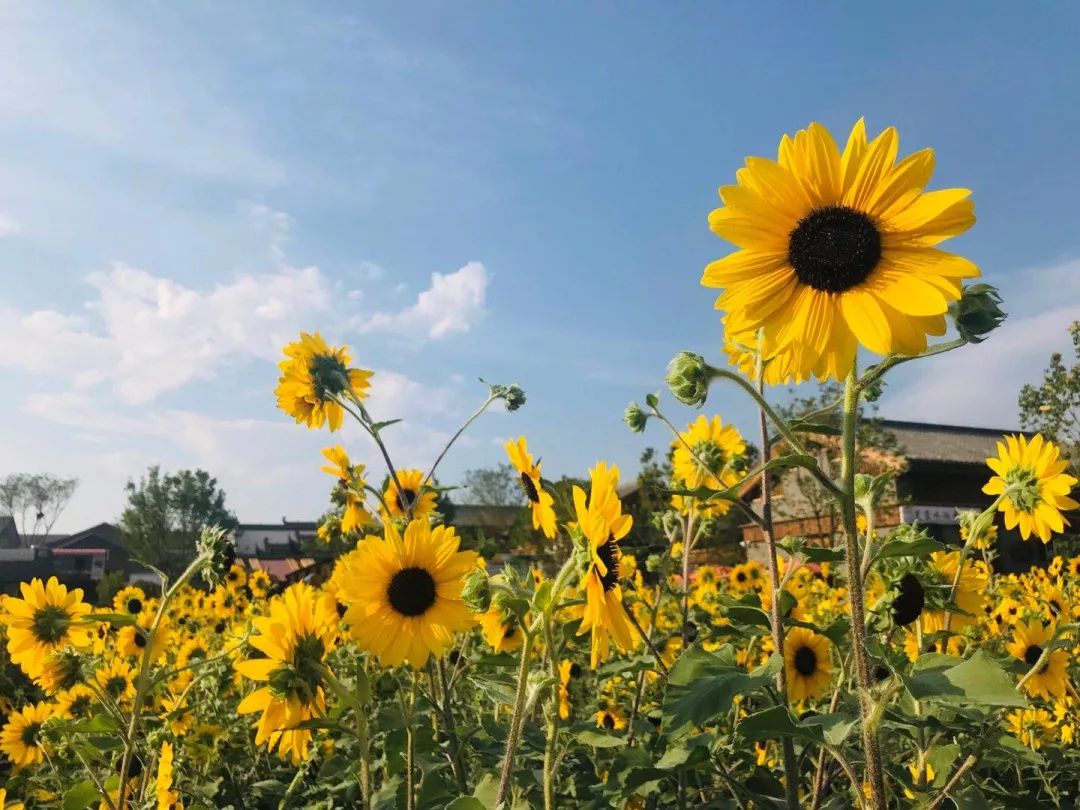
[
  {"left": 94, "top": 657, "right": 137, "bottom": 708},
  {"left": 4, "top": 576, "right": 92, "bottom": 679},
  {"left": 505, "top": 436, "right": 557, "bottom": 538},
  {"left": 382, "top": 468, "right": 438, "bottom": 521},
  {"left": 671, "top": 416, "right": 747, "bottom": 512},
  {"left": 275, "top": 332, "right": 373, "bottom": 431},
  {"left": 558, "top": 659, "right": 581, "bottom": 721},
  {"left": 983, "top": 434, "right": 1078, "bottom": 543},
  {"left": 34, "top": 647, "right": 85, "bottom": 695},
  {"left": 477, "top": 607, "right": 524, "bottom": 653},
  {"left": 1006, "top": 707, "right": 1056, "bottom": 750},
  {"left": 113, "top": 585, "right": 147, "bottom": 617},
  {"left": 0, "top": 701, "right": 50, "bottom": 768},
  {"left": 784, "top": 627, "right": 833, "bottom": 702},
  {"left": 703, "top": 119, "right": 978, "bottom": 382},
  {"left": 54, "top": 684, "right": 96, "bottom": 719},
  {"left": 235, "top": 582, "right": 339, "bottom": 764},
  {"left": 337, "top": 519, "right": 478, "bottom": 667},
  {"left": 0, "top": 788, "right": 24, "bottom": 810},
  {"left": 1006, "top": 621, "right": 1068, "bottom": 700},
  {"left": 595, "top": 708, "right": 627, "bottom": 731},
  {"left": 574, "top": 462, "right": 638, "bottom": 668}
]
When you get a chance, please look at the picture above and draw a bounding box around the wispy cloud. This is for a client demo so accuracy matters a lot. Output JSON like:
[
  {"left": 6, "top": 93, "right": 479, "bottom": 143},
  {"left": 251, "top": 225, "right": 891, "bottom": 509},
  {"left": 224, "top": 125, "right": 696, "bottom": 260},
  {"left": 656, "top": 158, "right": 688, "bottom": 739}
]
[{"left": 356, "top": 262, "right": 489, "bottom": 339}]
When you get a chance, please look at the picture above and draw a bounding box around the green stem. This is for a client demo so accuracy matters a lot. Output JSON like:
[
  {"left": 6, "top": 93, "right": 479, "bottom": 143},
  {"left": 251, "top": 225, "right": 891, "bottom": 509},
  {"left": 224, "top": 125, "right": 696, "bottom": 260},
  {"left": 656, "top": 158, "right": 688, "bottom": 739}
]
[
  {"left": 838, "top": 369, "right": 886, "bottom": 809},
  {"left": 338, "top": 394, "right": 411, "bottom": 520},
  {"left": 323, "top": 667, "right": 372, "bottom": 809},
  {"left": 423, "top": 394, "right": 498, "bottom": 487},
  {"left": 858, "top": 339, "right": 967, "bottom": 392}
]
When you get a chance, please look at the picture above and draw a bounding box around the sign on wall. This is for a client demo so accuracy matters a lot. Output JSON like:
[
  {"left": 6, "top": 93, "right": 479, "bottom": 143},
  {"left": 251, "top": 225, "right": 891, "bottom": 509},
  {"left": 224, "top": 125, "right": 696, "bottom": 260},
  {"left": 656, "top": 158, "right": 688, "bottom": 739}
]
[{"left": 898, "top": 504, "right": 982, "bottom": 525}]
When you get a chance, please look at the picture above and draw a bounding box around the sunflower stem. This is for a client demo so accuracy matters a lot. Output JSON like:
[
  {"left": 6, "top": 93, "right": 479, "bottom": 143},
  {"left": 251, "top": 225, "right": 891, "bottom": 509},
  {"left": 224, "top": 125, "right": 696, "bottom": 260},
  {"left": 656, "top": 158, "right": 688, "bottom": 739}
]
[
  {"left": 339, "top": 393, "right": 412, "bottom": 520},
  {"left": 423, "top": 393, "right": 498, "bottom": 488},
  {"left": 323, "top": 667, "right": 372, "bottom": 809},
  {"left": 838, "top": 368, "right": 887, "bottom": 809},
  {"left": 754, "top": 345, "right": 801, "bottom": 810}
]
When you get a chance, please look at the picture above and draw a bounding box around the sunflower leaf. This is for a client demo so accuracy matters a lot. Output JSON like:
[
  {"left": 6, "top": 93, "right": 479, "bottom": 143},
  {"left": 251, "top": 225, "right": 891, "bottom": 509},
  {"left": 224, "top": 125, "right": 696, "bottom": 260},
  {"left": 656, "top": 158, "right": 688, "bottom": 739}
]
[
  {"left": 902, "top": 650, "right": 1027, "bottom": 707},
  {"left": 62, "top": 780, "right": 100, "bottom": 810},
  {"left": 574, "top": 728, "right": 627, "bottom": 748},
  {"left": 736, "top": 705, "right": 824, "bottom": 743},
  {"left": 662, "top": 646, "right": 774, "bottom": 734}
]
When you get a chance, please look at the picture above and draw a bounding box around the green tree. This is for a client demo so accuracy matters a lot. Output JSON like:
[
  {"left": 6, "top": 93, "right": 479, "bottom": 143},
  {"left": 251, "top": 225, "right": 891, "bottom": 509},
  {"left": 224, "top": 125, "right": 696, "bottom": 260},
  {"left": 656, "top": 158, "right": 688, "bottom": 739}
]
[
  {"left": 462, "top": 463, "right": 526, "bottom": 506},
  {"left": 120, "top": 466, "right": 237, "bottom": 579},
  {"left": 0, "top": 473, "right": 79, "bottom": 543},
  {"left": 1018, "top": 320, "right": 1080, "bottom": 466}
]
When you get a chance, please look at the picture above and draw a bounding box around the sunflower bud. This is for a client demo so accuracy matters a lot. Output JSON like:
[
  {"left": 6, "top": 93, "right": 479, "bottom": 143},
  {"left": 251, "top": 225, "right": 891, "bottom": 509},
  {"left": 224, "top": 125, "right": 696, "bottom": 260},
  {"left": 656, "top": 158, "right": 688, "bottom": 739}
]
[
  {"left": 623, "top": 402, "right": 648, "bottom": 433},
  {"left": 665, "top": 352, "right": 713, "bottom": 407},
  {"left": 485, "top": 381, "right": 526, "bottom": 412},
  {"left": 198, "top": 525, "right": 237, "bottom": 589},
  {"left": 461, "top": 569, "right": 492, "bottom": 613},
  {"left": 950, "top": 283, "right": 1006, "bottom": 344}
]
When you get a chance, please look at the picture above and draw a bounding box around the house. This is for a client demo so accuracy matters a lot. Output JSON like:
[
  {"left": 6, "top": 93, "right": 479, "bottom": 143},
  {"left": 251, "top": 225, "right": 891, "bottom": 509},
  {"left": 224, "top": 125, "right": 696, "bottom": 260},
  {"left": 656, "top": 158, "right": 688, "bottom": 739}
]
[{"left": 740, "top": 420, "right": 1054, "bottom": 573}]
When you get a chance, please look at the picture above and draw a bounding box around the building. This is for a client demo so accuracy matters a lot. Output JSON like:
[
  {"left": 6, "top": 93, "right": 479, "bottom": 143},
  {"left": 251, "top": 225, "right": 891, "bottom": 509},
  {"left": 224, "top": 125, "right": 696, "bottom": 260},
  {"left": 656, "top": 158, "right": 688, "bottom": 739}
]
[{"left": 740, "top": 420, "right": 1052, "bottom": 572}]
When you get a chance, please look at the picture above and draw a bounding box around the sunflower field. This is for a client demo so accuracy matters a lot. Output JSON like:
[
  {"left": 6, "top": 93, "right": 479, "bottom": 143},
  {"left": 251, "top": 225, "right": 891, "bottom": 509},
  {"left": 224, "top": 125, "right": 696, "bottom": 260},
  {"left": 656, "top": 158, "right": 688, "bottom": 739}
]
[{"left": 2, "top": 120, "right": 1079, "bottom": 810}]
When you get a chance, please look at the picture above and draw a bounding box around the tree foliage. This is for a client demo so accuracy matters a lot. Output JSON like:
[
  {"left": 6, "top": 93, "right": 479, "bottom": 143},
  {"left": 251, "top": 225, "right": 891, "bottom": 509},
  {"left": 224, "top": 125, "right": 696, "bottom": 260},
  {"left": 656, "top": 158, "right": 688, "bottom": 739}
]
[
  {"left": 1019, "top": 320, "right": 1080, "bottom": 466},
  {"left": 119, "top": 466, "right": 237, "bottom": 579},
  {"left": 0, "top": 473, "right": 79, "bottom": 542},
  {"left": 461, "top": 463, "right": 526, "bottom": 507}
]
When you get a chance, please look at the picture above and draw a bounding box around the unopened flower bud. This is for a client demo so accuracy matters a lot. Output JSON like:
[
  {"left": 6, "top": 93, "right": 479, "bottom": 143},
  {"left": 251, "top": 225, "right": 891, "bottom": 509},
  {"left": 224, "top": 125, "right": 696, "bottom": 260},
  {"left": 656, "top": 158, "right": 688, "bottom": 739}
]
[
  {"left": 198, "top": 525, "right": 237, "bottom": 589},
  {"left": 487, "top": 381, "right": 526, "bottom": 411},
  {"left": 665, "top": 352, "right": 712, "bottom": 407},
  {"left": 624, "top": 402, "right": 648, "bottom": 433},
  {"left": 950, "top": 283, "right": 1006, "bottom": 344},
  {"left": 461, "top": 568, "right": 492, "bottom": 613}
]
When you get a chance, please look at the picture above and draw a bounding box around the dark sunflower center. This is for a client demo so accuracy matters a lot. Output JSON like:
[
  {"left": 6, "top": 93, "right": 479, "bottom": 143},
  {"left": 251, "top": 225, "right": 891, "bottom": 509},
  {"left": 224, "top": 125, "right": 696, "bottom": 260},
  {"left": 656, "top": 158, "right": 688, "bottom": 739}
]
[
  {"left": 793, "top": 646, "right": 818, "bottom": 677},
  {"left": 1049, "top": 599, "right": 1061, "bottom": 616},
  {"left": 387, "top": 566, "right": 438, "bottom": 617},
  {"left": 70, "top": 695, "right": 91, "bottom": 714},
  {"left": 502, "top": 624, "right": 517, "bottom": 640},
  {"left": 308, "top": 352, "right": 350, "bottom": 401},
  {"left": 104, "top": 675, "right": 128, "bottom": 698},
  {"left": 398, "top": 488, "right": 417, "bottom": 512},
  {"left": 32, "top": 604, "right": 72, "bottom": 644},
  {"left": 595, "top": 537, "right": 620, "bottom": 593},
  {"left": 21, "top": 721, "right": 41, "bottom": 747},
  {"left": 602, "top": 713, "right": 616, "bottom": 730},
  {"left": 519, "top": 472, "right": 540, "bottom": 503},
  {"left": 133, "top": 630, "right": 147, "bottom": 648},
  {"left": 891, "top": 573, "right": 926, "bottom": 627},
  {"left": 126, "top": 598, "right": 143, "bottom": 615},
  {"left": 569, "top": 663, "right": 582, "bottom": 678},
  {"left": 788, "top": 205, "right": 882, "bottom": 292},
  {"left": 736, "top": 571, "right": 747, "bottom": 583},
  {"left": 1024, "top": 644, "right": 1045, "bottom": 671}
]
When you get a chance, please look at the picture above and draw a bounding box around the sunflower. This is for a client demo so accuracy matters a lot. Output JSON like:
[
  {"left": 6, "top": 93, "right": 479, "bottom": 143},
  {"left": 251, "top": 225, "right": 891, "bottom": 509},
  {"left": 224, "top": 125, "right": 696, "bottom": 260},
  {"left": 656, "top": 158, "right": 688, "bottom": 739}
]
[
  {"left": 113, "top": 585, "right": 147, "bottom": 617},
  {"left": 4, "top": 576, "right": 92, "bottom": 679},
  {"left": 337, "top": 519, "right": 478, "bottom": 667},
  {"left": 558, "top": 659, "right": 581, "bottom": 721},
  {"left": 275, "top": 332, "right": 373, "bottom": 431},
  {"left": 0, "top": 701, "right": 50, "bottom": 768},
  {"left": 54, "top": 684, "right": 96, "bottom": 719},
  {"left": 595, "top": 708, "right": 627, "bottom": 731},
  {"left": 574, "top": 463, "right": 637, "bottom": 668},
  {"left": 1006, "top": 707, "right": 1056, "bottom": 750},
  {"left": 118, "top": 616, "right": 171, "bottom": 663},
  {"left": 703, "top": 119, "right": 978, "bottom": 382},
  {"left": 94, "top": 657, "right": 137, "bottom": 708},
  {"left": 248, "top": 569, "right": 272, "bottom": 600},
  {"left": 671, "top": 415, "right": 747, "bottom": 509},
  {"left": 504, "top": 437, "right": 557, "bottom": 538},
  {"left": 890, "top": 572, "right": 926, "bottom": 628},
  {"left": 983, "top": 434, "right": 1078, "bottom": 543},
  {"left": 1006, "top": 621, "right": 1068, "bottom": 700},
  {"left": 922, "top": 550, "right": 987, "bottom": 633},
  {"left": 156, "top": 741, "right": 183, "bottom": 810},
  {"left": 784, "top": 627, "right": 833, "bottom": 702},
  {"left": 477, "top": 607, "right": 524, "bottom": 653},
  {"left": 0, "top": 788, "right": 24, "bottom": 810},
  {"left": 382, "top": 468, "right": 438, "bottom": 521}
]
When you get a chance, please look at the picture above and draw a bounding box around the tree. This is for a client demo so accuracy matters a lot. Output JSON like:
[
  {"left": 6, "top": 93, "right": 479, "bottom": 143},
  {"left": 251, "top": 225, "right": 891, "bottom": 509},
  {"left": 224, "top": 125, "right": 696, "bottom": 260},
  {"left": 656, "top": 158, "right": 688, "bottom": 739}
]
[
  {"left": 120, "top": 466, "right": 237, "bottom": 579},
  {"left": 0, "top": 473, "right": 79, "bottom": 543},
  {"left": 1019, "top": 320, "right": 1080, "bottom": 467},
  {"left": 461, "top": 463, "right": 526, "bottom": 506}
]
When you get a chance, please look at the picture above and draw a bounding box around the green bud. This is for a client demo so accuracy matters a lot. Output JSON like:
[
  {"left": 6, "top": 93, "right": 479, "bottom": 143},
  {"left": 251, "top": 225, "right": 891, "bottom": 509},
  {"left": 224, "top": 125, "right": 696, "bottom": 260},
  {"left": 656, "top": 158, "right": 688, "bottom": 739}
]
[
  {"left": 623, "top": 402, "right": 648, "bottom": 433},
  {"left": 488, "top": 382, "right": 526, "bottom": 411},
  {"left": 665, "top": 352, "right": 712, "bottom": 407},
  {"left": 950, "top": 283, "right": 1006, "bottom": 344},
  {"left": 461, "top": 569, "right": 492, "bottom": 613},
  {"left": 198, "top": 525, "right": 237, "bottom": 589}
]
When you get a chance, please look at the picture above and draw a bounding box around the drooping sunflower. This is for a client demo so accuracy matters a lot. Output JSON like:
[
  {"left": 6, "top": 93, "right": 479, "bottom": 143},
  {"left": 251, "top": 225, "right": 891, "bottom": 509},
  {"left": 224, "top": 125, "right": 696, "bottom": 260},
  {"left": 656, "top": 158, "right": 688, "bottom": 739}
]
[
  {"left": 0, "top": 701, "right": 50, "bottom": 768},
  {"left": 505, "top": 436, "right": 557, "bottom": 538},
  {"left": 34, "top": 647, "right": 85, "bottom": 695},
  {"left": 574, "top": 463, "right": 637, "bottom": 668},
  {"left": 337, "top": 519, "right": 478, "bottom": 667},
  {"left": 784, "top": 627, "right": 833, "bottom": 702},
  {"left": 234, "top": 582, "right": 339, "bottom": 764},
  {"left": 4, "top": 576, "right": 92, "bottom": 679},
  {"left": 703, "top": 119, "right": 978, "bottom": 382},
  {"left": 671, "top": 415, "right": 747, "bottom": 506},
  {"left": 1006, "top": 621, "right": 1068, "bottom": 700},
  {"left": 156, "top": 741, "right": 183, "bottom": 810},
  {"left": 382, "top": 468, "right": 438, "bottom": 521},
  {"left": 477, "top": 607, "right": 524, "bottom": 653},
  {"left": 983, "top": 434, "right": 1078, "bottom": 543},
  {"left": 275, "top": 332, "right": 374, "bottom": 431}
]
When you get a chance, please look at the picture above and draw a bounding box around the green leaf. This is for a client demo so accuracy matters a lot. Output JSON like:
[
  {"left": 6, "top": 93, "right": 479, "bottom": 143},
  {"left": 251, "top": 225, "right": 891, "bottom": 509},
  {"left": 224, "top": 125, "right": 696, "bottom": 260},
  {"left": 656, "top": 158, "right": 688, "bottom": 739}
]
[
  {"left": 370, "top": 419, "right": 402, "bottom": 433},
  {"left": 736, "top": 705, "right": 824, "bottom": 743},
  {"left": 645, "top": 392, "right": 659, "bottom": 409},
  {"left": 63, "top": 780, "right": 100, "bottom": 810},
  {"left": 779, "top": 537, "right": 846, "bottom": 563},
  {"left": 445, "top": 800, "right": 487, "bottom": 810},
  {"left": 903, "top": 650, "right": 1027, "bottom": 707},
  {"left": 788, "top": 419, "right": 842, "bottom": 436},
  {"left": 574, "top": 728, "right": 627, "bottom": 748},
  {"left": 531, "top": 579, "right": 553, "bottom": 611},
  {"left": 53, "top": 713, "right": 122, "bottom": 735},
  {"left": 871, "top": 535, "right": 945, "bottom": 562},
  {"left": 802, "top": 712, "right": 858, "bottom": 746},
  {"left": 662, "top": 646, "right": 773, "bottom": 734},
  {"left": 471, "top": 773, "right": 499, "bottom": 808},
  {"left": 82, "top": 612, "right": 138, "bottom": 626}
]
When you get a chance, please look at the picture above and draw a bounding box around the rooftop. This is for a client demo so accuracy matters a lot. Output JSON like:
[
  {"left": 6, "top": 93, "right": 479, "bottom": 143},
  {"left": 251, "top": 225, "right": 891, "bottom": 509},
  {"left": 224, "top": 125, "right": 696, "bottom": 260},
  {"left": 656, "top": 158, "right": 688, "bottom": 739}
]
[{"left": 879, "top": 419, "right": 1027, "bottom": 466}]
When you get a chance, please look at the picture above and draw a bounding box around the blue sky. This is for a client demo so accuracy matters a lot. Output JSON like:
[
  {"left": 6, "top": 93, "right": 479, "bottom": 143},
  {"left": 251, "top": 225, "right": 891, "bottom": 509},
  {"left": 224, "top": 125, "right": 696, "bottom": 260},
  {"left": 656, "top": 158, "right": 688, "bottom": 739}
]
[{"left": 1, "top": 2, "right": 1079, "bottom": 531}]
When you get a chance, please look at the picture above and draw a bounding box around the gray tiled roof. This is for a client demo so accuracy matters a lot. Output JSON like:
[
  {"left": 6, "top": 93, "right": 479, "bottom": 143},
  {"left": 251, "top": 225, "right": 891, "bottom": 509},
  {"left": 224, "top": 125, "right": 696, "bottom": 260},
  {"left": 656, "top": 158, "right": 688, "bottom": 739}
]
[{"left": 879, "top": 420, "right": 1028, "bottom": 465}]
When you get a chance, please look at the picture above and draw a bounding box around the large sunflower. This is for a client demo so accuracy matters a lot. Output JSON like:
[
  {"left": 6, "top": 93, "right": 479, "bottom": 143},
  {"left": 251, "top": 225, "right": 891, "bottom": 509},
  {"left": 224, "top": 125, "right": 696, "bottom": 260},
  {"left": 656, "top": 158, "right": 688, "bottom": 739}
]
[
  {"left": 382, "top": 468, "right": 439, "bottom": 521},
  {"left": 275, "top": 332, "right": 373, "bottom": 431},
  {"left": 0, "top": 701, "right": 50, "bottom": 768},
  {"left": 574, "top": 462, "right": 637, "bottom": 668},
  {"left": 505, "top": 436, "right": 557, "bottom": 538},
  {"left": 983, "top": 433, "right": 1078, "bottom": 543},
  {"left": 784, "top": 627, "right": 833, "bottom": 702},
  {"left": 235, "top": 582, "right": 339, "bottom": 764},
  {"left": 1006, "top": 621, "right": 1068, "bottom": 700},
  {"left": 337, "top": 519, "right": 478, "bottom": 667},
  {"left": 4, "top": 576, "right": 92, "bottom": 679},
  {"left": 703, "top": 119, "right": 978, "bottom": 381}
]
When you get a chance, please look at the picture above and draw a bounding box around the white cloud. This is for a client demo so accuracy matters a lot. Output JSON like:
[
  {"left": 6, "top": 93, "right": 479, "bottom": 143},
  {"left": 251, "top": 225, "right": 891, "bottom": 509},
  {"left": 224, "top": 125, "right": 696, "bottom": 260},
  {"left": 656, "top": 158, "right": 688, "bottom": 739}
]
[
  {"left": 0, "top": 262, "right": 335, "bottom": 404},
  {"left": 357, "top": 261, "right": 488, "bottom": 339},
  {"left": 0, "top": 214, "right": 21, "bottom": 236},
  {"left": 882, "top": 258, "right": 1080, "bottom": 428}
]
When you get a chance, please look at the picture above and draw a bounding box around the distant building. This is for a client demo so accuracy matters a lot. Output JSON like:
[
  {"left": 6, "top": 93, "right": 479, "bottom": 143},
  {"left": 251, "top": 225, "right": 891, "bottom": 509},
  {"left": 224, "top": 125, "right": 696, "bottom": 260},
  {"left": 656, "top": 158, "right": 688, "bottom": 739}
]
[{"left": 740, "top": 420, "right": 1053, "bottom": 573}]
